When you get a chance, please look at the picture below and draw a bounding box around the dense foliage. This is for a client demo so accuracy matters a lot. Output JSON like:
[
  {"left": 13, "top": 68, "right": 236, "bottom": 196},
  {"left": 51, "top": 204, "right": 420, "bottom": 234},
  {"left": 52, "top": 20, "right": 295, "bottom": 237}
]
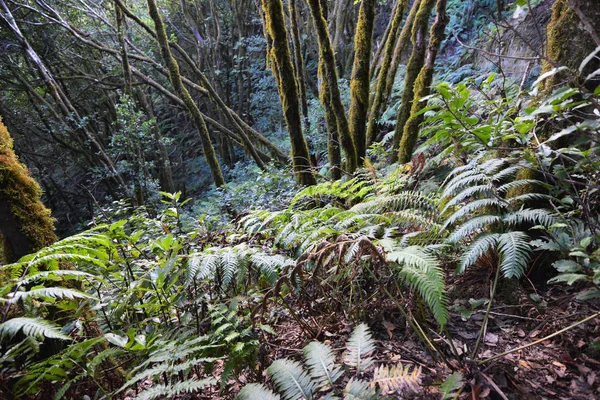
[{"left": 1, "top": 0, "right": 599, "bottom": 398}]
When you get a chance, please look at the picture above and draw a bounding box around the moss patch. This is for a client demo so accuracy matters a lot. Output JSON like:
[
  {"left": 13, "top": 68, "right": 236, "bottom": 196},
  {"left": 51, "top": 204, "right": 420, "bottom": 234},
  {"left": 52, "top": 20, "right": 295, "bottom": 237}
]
[{"left": 0, "top": 117, "right": 57, "bottom": 262}]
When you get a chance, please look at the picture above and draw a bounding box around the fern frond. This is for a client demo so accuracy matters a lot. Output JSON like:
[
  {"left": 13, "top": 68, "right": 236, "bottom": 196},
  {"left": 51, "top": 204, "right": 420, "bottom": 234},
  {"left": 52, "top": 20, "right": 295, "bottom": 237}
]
[
  {"left": 237, "top": 383, "right": 281, "bottom": 400},
  {"left": 220, "top": 248, "right": 238, "bottom": 289},
  {"left": 136, "top": 378, "right": 215, "bottom": 400},
  {"left": 17, "top": 270, "right": 99, "bottom": 286},
  {"left": 0, "top": 317, "right": 70, "bottom": 340},
  {"left": 459, "top": 233, "right": 499, "bottom": 273},
  {"left": 343, "top": 379, "right": 378, "bottom": 400},
  {"left": 370, "top": 363, "right": 421, "bottom": 394},
  {"left": 448, "top": 215, "right": 501, "bottom": 243},
  {"left": 502, "top": 208, "right": 555, "bottom": 228},
  {"left": 387, "top": 246, "right": 448, "bottom": 327},
  {"left": 344, "top": 324, "right": 375, "bottom": 372},
  {"left": 351, "top": 192, "right": 436, "bottom": 215},
  {"left": 440, "top": 372, "right": 464, "bottom": 400},
  {"left": 442, "top": 198, "right": 506, "bottom": 229},
  {"left": 440, "top": 184, "right": 494, "bottom": 214},
  {"left": 497, "top": 231, "right": 531, "bottom": 278},
  {"left": 9, "top": 287, "right": 93, "bottom": 303},
  {"left": 267, "top": 359, "right": 315, "bottom": 400},
  {"left": 303, "top": 341, "right": 342, "bottom": 389}
]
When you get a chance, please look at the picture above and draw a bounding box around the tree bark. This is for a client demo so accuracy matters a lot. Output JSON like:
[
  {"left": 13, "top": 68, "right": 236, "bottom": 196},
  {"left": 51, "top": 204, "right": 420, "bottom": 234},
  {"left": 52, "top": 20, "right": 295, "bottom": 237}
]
[
  {"left": 262, "top": 0, "right": 316, "bottom": 185},
  {"left": 391, "top": 0, "right": 435, "bottom": 162},
  {"left": 348, "top": 0, "right": 377, "bottom": 161},
  {"left": 398, "top": 0, "right": 448, "bottom": 163},
  {"left": 365, "top": 0, "right": 408, "bottom": 146},
  {"left": 306, "top": 0, "right": 358, "bottom": 172},
  {"left": 0, "top": 117, "right": 57, "bottom": 263},
  {"left": 146, "top": 0, "right": 225, "bottom": 187}
]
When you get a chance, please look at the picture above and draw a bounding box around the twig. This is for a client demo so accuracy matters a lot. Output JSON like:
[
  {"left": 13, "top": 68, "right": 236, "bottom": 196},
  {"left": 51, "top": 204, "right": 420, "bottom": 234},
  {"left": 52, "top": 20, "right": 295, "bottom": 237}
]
[
  {"left": 480, "top": 372, "right": 509, "bottom": 400},
  {"left": 479, "top": 311, "right": 600, "bottom": 364},
  {"left": 452, "top": 32, "right": 540, "bottom": 61}
]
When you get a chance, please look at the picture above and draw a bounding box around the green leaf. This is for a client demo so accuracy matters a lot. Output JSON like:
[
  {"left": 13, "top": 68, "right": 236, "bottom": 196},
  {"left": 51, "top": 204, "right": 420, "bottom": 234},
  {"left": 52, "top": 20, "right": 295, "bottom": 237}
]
[{"left": 0, "top": 317, "right": 70, "bottom": 340}]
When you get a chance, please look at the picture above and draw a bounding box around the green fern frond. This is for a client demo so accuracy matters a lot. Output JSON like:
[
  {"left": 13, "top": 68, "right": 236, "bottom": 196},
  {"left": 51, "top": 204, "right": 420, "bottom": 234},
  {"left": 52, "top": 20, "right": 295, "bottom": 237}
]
[
  {"left": 387, "top": 246, "right": 448, "bottom": 327},
  {"left": 0, "top": 317, "right": 70, "bottom": 340},
  {"left": 442, "top": 198, "right": 506, "bottom": 229},
  {"left": 370, "top": 363, "right": 421, "bottom": 394},
  {"left": 17, "top": 270, "right": 99, "bottom": 286},
  {"left": 237, "top": 383, "right": 281, "bottom": 400},
  {"left": 9, "top": 287, "right": 94, "bottom": 303},
  {"left": 440, "top": 184, "right": 494, "bottom": 214},
  {"left": 303, "top": 341, "right": 343, "bottom": 389},
  {"left": 267, "top": 359, "right": 315, "bottom": 400},
  {"left": 136, "top": 378, "right": 215, "bottom": 400},
  {"left": 497, "top": 179, "right": 547, "bottom": 193},
  {"left": 448, "top": 215, "right": 502, "bottom": 243},
  {"left": 343, "top": 323, "right": 375, "bottom": 372},
  {"left": 490, "top": 164, "right": 521, "bottom": 181},
  {"left": 343, "top": 379, "right": 378, "bottom": 400},
  {"left": 440, "top": 372, "right": 464, "bottom": 400},
  {"left": 221, "top": 248, "right": 239, "bottom": 289},
  {"left": 502, "top": 208, "right": 555, "bottom": 228},
  {"left": 459, "top": 233, "right": 499, "bottom": 273},
  {"left": 497, "top": 231, "right": 531, "bottom": 278}
]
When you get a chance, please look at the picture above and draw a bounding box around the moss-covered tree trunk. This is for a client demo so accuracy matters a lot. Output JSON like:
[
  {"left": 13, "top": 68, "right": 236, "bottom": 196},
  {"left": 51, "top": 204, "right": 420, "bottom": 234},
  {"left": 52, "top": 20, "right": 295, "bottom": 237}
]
[
  {"left": 306, "top": 0, "right": 358, "bottom": 172},
  {"left": 543, "top": 0, "right": 600, "bottom": 90},
  {"left": 348, "top": 0, "right": 376, "bottom": 161},
  {"left": 391, "top": 0, "right": 435, "bottom": 163},
  {"left": 365, "top": 0, "right": 408, "bottom": 146},
  {"left": 398, "top": 0, "right": 448, "bottom": 163},
  {"left": 146, "top": 0, "right": 225, "bottom": 187},
  {"left": 262, "top": 0, "right": 316, "bottom": 185},
  {"left": 0, "top": 117, "right": 57, "bottom": 263},
  {"left": 384, "top": 0, "right": 421, "bottom": 109},
  {"left": 289, "top": 0, "right": 309, "bottom": 124}
]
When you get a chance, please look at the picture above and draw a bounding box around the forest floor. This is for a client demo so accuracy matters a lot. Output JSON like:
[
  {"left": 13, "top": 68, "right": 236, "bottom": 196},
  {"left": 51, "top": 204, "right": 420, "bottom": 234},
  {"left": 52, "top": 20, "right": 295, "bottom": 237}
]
[{"left": 204, "top": 278, "right": 600, "bottom": 400}]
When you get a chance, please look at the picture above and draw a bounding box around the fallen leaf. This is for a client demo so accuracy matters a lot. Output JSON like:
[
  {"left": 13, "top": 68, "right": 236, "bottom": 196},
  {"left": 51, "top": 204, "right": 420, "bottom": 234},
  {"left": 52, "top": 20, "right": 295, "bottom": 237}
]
[
  {"left": 485, "top": 332, "right": 499, "bottom": 346},
  {"left": 382, "top": 320, "right": 396, "bottom": 339}
]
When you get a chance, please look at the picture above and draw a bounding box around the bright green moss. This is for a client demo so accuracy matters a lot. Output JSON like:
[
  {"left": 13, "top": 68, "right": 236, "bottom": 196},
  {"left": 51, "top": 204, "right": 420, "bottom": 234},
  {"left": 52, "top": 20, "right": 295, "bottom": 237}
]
[{"left": 0, "top": 117, "right": 57, "bottom": 262}]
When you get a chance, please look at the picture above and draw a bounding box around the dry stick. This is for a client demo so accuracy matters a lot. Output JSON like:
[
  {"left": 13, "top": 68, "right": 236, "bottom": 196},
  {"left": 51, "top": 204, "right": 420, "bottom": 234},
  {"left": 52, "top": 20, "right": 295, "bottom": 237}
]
[
  {"left": 480, "top": 372, "right": 509, "bottom": 400},
  {"left": 479, "top": 311, "right": 600, "bottom": 365},
  {"left": 470, "top": 263, "right": 501, "bottom": 360},
  {"left": 452, "top": 33, "right": 541, "bottom": 61}
]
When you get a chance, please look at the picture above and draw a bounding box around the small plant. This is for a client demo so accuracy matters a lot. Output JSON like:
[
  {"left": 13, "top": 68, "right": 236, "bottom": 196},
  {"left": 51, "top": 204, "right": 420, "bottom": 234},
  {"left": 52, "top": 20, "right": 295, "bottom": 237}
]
[{"left": 237, "top": 323, "right": 421, "bottom": 399}]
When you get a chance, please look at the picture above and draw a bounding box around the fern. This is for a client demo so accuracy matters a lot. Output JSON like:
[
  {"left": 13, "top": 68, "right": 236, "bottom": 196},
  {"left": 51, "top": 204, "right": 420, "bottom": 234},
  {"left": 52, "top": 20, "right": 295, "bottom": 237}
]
[
  {"left": 439, "top": 372, "right": 464, "bottom": 399},
  {"left": 237, "top": 383, "right": 281, "bottom": 400},
  {"left": 496, "top": 232, "right": 532, "bottom": 278},
  {"left": 303, "top": 342, "right": 343, "bottom": 389},
  {"left": 9, "top": 287, "right": 93, "bottom": 303},
  {"left": 268, "top": 359, "right": 315, "bottom": 400},
  {"left": 387, "top": 246, "right": 448, "bottom": 327},
  {"left": 344, "top": 379, "right": 378, "bottom": 400},
  {"left": 344, "top": 323, "right": 375, "bottom": 372},
  {"left": 442, "top": 156, "right": 554, "bottom": 279},
  {"left": 370, "top": 363, "right": 421, "bottom": 394},
  {"left": 136, "top": 378, "right": 215, "bottom": 400},
  {"left": 0, "top": 317, "right": 70, "bottom": 340}
]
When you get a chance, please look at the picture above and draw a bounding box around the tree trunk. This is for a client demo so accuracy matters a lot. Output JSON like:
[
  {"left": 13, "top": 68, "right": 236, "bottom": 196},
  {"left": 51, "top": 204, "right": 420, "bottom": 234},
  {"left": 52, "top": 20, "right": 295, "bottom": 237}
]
[
  {"left": 146, "top": 0, "right": 225, "bottom": 187},
  {"left": 261, "top": 0, "right": 316, "bottom": 185},
  {"left": 398, "top": 0, "right": 448, "bottom": 163},
  {"left": 306, "top": 0, "right": 358, "bottom": 172},
  {"left": 365, "top": 0, "right": 408, "bottom": 146},
  {"left": 391, "top": 0, "right": 435, "bottom": 162},
  {"left": 385, "top": 0, "right": 421, "bottom": 110},
  {"left": 0, "top": 117, "right": 57, "bottom": 263},
  {"left": 289, "top": 0, "right": 310, "bottom": 124},
  {"left": 348, "top": 0, "right": 377, "bottom": 161}
]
